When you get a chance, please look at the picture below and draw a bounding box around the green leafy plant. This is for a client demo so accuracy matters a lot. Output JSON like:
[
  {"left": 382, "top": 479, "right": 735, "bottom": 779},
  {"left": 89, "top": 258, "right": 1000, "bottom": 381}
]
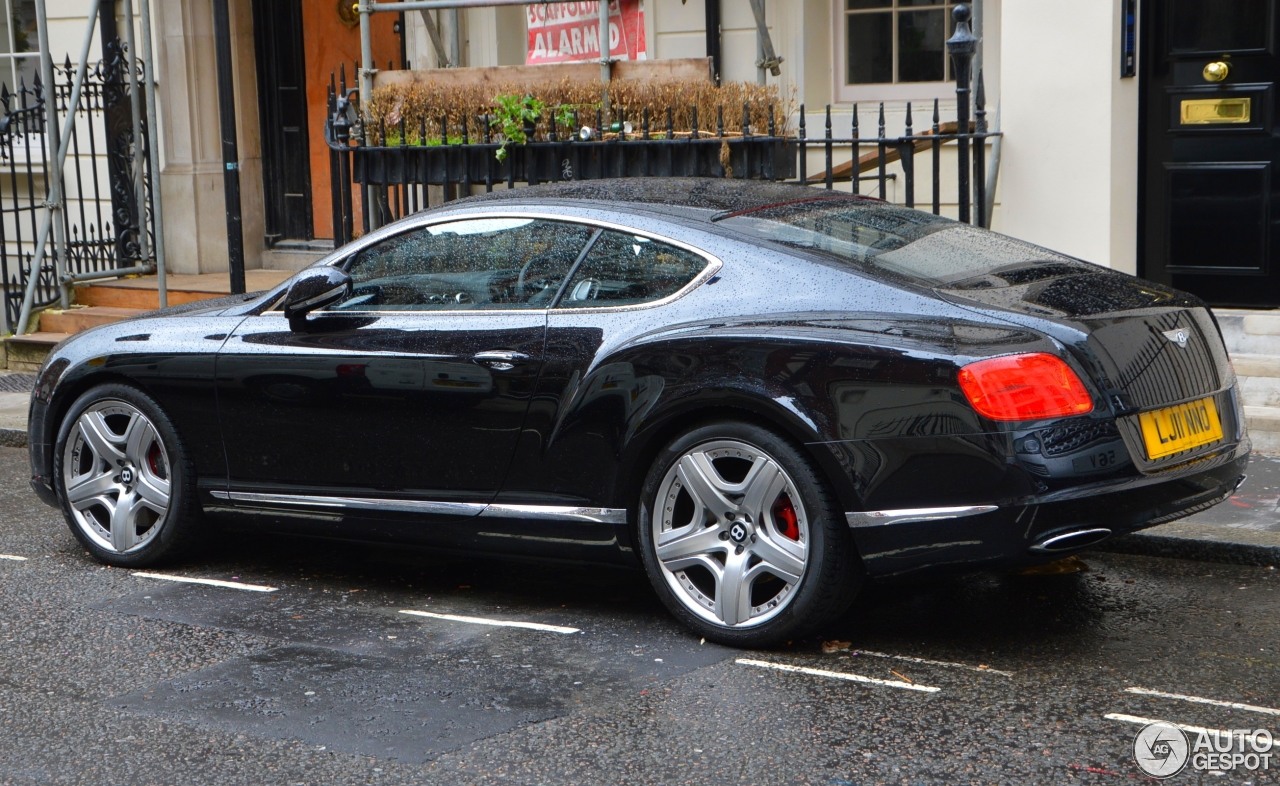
[{"left": 490, "top": 93, "right": 546, "bottom": 161}]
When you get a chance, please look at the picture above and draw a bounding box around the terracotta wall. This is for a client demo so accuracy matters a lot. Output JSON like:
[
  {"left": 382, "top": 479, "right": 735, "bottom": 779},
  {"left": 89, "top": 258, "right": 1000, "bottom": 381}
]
[{"left": 300, "top": 4, "right": 400, "bottom": 239}]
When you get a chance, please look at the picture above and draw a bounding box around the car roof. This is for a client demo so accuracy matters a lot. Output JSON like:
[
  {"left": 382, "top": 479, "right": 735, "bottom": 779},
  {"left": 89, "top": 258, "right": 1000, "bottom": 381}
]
[{"left": 446, "top": 177, "right": 877, "bottom": 223}]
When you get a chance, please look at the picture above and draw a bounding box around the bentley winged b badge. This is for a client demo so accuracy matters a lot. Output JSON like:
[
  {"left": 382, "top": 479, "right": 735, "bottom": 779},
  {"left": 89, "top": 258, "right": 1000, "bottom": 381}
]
[{"left": 1162, "top": 327, "right": 1190, "bottom": 348}]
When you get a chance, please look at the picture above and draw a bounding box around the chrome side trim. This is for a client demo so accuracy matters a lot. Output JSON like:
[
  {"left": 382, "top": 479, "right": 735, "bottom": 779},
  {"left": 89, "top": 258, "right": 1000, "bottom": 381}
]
[
  {"left": 846, "top": 505, "right": 998, "bottom": 528},
  {"left": 479, "top": 505, "right": 628, "bottom": 524},
  {"left": 219, "top": 491, "right": 486, "bottom": 517},
  {"left": 214, "top": 492, "right": 626, "bottom": 524}
]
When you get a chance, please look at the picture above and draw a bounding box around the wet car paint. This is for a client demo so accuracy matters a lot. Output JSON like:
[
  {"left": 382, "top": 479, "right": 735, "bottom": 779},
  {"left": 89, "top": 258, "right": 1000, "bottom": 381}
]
[{"left": 27, "top": 179, "right": 1249, "bottom": 580}]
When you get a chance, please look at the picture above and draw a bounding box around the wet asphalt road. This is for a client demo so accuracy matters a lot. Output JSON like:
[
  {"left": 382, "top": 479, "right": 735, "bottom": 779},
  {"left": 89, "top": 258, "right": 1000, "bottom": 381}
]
[{"left": 1, "top": 446, "right": 1278, "bottom": 785}]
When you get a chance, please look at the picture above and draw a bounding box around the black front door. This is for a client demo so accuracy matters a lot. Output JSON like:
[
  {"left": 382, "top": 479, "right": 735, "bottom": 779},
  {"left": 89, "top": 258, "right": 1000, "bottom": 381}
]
[
  {"left": 1141, "top": 0, "right": 1280, "bottom": 307},
  {"left": 252, "top": 0, "right": 313, "bottom": 243}
]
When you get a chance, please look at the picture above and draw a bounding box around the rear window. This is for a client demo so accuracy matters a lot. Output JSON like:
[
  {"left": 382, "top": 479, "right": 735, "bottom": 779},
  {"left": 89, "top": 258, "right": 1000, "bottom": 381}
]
[{"left": 719, "top": 201, "right": 1080, "bottom": 286}]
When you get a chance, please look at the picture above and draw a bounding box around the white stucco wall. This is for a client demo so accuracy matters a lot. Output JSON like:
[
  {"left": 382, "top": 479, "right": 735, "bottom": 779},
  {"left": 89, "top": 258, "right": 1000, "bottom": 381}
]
[{"left": 999, "top": 0, "right": 1138, "bottom": 273}]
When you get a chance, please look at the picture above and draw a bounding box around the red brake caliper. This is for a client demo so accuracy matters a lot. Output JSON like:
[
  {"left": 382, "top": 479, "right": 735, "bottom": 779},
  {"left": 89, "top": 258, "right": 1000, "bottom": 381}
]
[
  {"left": 771, "top": 494, "right": 800, "bottom": 540},
  {"left": 147, "top": 442, "right": 165, "bottom": 479}
]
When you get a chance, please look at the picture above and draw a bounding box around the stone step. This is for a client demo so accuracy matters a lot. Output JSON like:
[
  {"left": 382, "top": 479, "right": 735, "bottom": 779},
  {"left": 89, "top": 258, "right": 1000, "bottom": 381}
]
[
  {"left": 73, "top": 283, "right": 228, "bottom": 310},
  {"left": 1244, "top": 313, "right": 1280, "bottom": 336},
  {"left": 1232, "top": 353, "right": 1280, "bottom": 378},
  {"left": 4, "top": 332, "right": 69, "bottom": 372},
  {"left": 73, "top": 270, "right": 294, "bottom": 310},
  {"left": 1214, "top": 309, "right": 1280, "bottom": 356},
  {"left": 37, "top": 306, "right": 143, "bottom": 334},
  {"left": 1245, "top": 405, "right": 1280, "bottom": 432},
  {"left": 264, "top": 248, "right": 329, "bottom": 272},
  {"left": 1239, "top": 377, "right": 1280, "bottom": 408},
  {"left": 1236, "top": 354, "right": 1280, "bottom": 408}
]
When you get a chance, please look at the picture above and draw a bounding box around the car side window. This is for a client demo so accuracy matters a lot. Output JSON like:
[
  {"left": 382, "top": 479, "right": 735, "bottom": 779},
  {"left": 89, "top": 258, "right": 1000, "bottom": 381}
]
[
  {"left": 333, "top": 218, "right": 595, "bottom": 311},
  {"left": 556, "top": 231, "right": 709, "bottom": 309}
]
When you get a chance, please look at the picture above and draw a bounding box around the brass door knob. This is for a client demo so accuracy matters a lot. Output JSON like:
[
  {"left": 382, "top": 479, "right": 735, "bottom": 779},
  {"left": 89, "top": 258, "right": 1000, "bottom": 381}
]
[{"left": 1203, "top": 61, "right": 1230, "bottom": 82}]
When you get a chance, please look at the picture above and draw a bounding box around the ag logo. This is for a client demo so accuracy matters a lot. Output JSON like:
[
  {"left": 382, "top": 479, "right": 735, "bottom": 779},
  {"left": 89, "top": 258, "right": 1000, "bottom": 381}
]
[
  {"left": 728, "top": 522, "right": 748, "bottom": 543},
  {"left": 1134, "top": 721, "right": 1190, "bottom": 779},
  {"left": 1162, "top": 328, "right": 1190, "bottom": 348}
]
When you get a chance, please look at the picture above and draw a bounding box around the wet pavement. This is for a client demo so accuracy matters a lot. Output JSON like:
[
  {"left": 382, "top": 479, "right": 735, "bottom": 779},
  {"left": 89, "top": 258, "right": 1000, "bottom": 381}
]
[
  {"left": 1, "top": 445, "right": 1277, "bottom": 785},
  {"left": 1184, "top": 452, "right": 1280, "bottom": 534}
]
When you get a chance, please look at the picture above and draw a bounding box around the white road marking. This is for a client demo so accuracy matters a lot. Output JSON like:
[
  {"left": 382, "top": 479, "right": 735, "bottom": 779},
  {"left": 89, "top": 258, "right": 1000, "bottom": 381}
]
[
  {"left": 736, "top": 658, "right": 941, "bottom": 693},
  {"left": 398, "top": 610, "right": 580, "bottom": 634},
  {"left": 0, "top": 554, "right": 28, "bottom": 561},
  {"left": 1105, "top": 713, "right": 1231, "bottom": 737},
  {"left": 131, "top": 572, "right": 277, "bottom": 592},
  {"left": 1124, "top": 687, "right": 1280, "bottom": 718},
  {"left": 855, "top": 649, "right": 1014, "bottom": 677}
]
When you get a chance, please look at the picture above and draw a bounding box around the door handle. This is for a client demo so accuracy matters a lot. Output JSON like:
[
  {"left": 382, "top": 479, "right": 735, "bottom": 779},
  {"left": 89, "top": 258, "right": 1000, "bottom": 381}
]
[{"left": 472, "top": 350, "right": 532, "bottom": 371}]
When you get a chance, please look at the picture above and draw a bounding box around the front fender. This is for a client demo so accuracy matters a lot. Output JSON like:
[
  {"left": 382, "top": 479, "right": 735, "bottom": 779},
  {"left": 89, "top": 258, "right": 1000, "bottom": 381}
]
[{"left": 27, "top": 312, "right": 245, "bottom": 491}]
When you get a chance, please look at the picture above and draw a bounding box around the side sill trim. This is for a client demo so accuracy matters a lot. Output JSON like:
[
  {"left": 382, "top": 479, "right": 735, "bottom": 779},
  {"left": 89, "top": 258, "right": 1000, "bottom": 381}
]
[
  {"left": 479, "top": 505, "right": 627, "bottom": 525},
  {"left": 210, "top": 491, "right": 486, "bottom": 517},
  {"left": 846, "top": 505, "right": 998, "bottom": 528},
  {"left": 211, "top": 491, "right": 626, "bottom": 524}
]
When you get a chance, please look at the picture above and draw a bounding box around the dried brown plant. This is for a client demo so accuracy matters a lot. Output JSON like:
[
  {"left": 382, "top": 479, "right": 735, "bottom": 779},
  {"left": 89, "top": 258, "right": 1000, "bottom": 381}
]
[{"left": 362, "top": 77, "right": 796, "bottom": 146}]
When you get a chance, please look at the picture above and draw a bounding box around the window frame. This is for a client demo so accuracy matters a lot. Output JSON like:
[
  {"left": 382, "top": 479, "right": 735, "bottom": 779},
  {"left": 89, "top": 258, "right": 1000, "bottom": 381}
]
[
  {"left": 288, "top": 211, "right": 724, "bottom": 317},
  {"left": 833, "top": 0, "right": 959, "bottom": 104},
  {"left": 333, "top": 216, "right": 598, "bottom": 313},
  {"left": 0, "top": 0, "right": 38, "bottom": 91}
]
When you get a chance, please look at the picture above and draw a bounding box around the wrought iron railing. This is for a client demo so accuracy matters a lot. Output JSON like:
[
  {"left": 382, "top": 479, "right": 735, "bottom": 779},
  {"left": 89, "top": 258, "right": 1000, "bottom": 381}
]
[
  {"left": 0, "top": 48, "right": 154, "bottom": 332},
  {"left": 325, "top": 5, "right": 998, "bottom": 249}
]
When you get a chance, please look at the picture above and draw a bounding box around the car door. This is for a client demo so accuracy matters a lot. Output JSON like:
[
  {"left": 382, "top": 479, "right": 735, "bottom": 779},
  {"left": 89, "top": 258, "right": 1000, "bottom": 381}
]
[
  {"left": 489, "top": 228, "right": 721, "bottom": 560},
  {"left": 215, "top": 215, "right": 596, "bottom": 536}
]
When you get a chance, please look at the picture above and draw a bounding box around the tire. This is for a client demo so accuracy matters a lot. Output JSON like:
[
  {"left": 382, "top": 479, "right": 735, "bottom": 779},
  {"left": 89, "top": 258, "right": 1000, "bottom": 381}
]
[
  {"left": 637, "top": 420, "right": 862, "bottom": 647},
  {"left": 53, "top": 382, "right": 203, "bottom": 567}
]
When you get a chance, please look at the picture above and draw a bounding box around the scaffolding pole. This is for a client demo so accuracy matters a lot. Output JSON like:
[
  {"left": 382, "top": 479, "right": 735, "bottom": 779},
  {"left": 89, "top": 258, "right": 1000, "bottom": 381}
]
[
  {"left": 138, "top": 0, "right": 167, "bottom": 308},
  {"left": 18, "top": 0, "right": 102, "bottom": 335}
]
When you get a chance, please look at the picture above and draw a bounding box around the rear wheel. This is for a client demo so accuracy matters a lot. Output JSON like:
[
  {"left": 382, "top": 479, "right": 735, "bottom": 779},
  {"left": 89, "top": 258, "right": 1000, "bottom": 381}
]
[
  {"left": 54, "top": 383, "right": 202, "bottom": 567},
  {"left": 637, "top": 421, "right": 862, "bottom": 647}
]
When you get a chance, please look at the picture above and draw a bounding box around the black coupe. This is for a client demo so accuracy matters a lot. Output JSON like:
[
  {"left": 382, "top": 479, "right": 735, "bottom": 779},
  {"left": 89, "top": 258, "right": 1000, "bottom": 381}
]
[{"left": 27, "top": 179, "right": 1248, "bottom": 647}]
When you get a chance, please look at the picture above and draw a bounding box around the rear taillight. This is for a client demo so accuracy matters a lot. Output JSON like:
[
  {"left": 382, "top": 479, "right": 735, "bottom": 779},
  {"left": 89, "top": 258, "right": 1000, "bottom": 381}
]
[{"left": 958, "top": 353, "right": 1093, "bottom": 421}]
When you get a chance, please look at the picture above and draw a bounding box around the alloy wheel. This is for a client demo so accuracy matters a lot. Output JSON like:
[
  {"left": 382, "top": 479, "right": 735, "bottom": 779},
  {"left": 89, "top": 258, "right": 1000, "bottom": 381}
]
[
  {"left": 653, "top": 439, "right": 809, "bottom": 629},
  {"left": 62, "top": 400, "right": 172, "bottom": 553}
]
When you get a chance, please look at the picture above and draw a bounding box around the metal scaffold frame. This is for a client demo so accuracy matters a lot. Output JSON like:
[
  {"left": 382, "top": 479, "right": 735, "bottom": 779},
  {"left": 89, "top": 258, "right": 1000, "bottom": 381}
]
[{"left": 14, "top": 0, "right": 166, "bottom": 335}]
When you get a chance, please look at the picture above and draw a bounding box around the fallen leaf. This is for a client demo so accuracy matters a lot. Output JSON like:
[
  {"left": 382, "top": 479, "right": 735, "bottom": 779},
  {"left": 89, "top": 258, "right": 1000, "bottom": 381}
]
[
  {"left": 822, "top": 640, "right": 852, "bottom": 654},
  {"left": 1017, "top": 556, "right": 1090, "bottom": 576}
]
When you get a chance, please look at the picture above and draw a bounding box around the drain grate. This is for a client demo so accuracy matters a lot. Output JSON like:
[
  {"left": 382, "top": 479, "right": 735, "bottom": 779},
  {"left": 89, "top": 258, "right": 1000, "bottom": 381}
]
[{"left": 0, "top": 373, "right": 37, "bottom": 392}]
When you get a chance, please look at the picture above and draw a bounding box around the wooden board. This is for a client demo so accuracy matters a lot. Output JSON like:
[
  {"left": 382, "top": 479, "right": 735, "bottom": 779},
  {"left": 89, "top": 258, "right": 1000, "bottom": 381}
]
[
  {"left": 373, "top": 58, "right": 713, "bottom": 91},
  {"left": 807, "top": 122, "right": 973, "bottom": 182}
]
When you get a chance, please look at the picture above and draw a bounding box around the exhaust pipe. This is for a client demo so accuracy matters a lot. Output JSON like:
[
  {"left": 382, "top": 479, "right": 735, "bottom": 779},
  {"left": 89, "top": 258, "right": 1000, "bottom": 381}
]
[{"left": 1029, "top": 527, "right": 1112, "bottom": 554}]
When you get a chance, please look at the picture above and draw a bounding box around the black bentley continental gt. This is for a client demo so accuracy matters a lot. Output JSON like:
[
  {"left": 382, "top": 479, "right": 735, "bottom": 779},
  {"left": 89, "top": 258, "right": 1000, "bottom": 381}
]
[{"left": 27, "top": 179, "right": 1248, "bottom": 647}]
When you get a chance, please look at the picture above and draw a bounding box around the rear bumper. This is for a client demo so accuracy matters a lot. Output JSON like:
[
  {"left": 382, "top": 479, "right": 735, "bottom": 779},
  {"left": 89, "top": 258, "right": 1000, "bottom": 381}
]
[{"left": 847, "top": 441, "right": 1249, "bottom": 579}]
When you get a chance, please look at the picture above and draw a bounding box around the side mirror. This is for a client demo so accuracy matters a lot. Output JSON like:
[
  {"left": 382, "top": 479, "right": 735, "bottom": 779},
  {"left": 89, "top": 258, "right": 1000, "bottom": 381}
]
[{"left": 283, "top": 267, "right": 352, "bottom": 331}]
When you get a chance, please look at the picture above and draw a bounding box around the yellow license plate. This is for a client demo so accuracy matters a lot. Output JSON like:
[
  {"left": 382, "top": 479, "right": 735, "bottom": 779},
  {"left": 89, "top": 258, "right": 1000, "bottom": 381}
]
[{"left": 1138, "top": 396, "right": 1224, "bottom": 460}]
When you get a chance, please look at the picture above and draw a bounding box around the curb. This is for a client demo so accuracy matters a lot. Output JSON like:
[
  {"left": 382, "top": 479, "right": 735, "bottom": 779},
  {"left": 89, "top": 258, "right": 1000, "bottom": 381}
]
[
  {"left": 0, "top": 427, "right": 27, "bottom": 448},
  {"left": 1092, "top": 521, "right": 1280, "bottom": 568}
]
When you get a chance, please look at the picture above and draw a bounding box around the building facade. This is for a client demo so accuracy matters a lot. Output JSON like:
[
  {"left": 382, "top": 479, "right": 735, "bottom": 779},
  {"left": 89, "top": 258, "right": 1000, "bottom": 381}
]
[{"left": 31, "top": 0, "right": 1280, "bottom": 309}]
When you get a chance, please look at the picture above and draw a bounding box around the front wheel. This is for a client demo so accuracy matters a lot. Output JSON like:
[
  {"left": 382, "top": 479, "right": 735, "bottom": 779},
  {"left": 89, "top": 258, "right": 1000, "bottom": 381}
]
[
  {"left": 637, "top": 421, "right": 862, "bottom": 647},
  {"left": 53, "top": 383, "right": 203, "bottom": 567}
]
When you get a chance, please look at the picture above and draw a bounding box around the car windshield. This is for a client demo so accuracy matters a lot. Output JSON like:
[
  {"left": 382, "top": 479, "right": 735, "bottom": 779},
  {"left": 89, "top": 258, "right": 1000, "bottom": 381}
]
[{"left": 719, "top": 200, "right": 1081, "bottom": 286}]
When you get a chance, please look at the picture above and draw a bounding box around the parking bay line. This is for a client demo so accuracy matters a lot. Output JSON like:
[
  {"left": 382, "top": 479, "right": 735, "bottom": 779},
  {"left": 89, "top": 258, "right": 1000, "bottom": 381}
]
[
  {"left": 736, "top": 658, "right": 941, "bottom": 693},
  {"left": 398, "top": 610, "right": 580, "bottom": 634},
  {"left": 855, "top": 649, "right": 1014, "bottom": 677},
  {"left": 1124, "top": 687, "right": 1280, "bottom": 718},
  {"left": 0, "top": 554, "right": 28, "bottom": 561},
  {"left": 131, "top": 572, "right": 277, "bottom": 592},
  {"left": 1105, "top": 713, "right": 1231, "bottom": 737}
]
